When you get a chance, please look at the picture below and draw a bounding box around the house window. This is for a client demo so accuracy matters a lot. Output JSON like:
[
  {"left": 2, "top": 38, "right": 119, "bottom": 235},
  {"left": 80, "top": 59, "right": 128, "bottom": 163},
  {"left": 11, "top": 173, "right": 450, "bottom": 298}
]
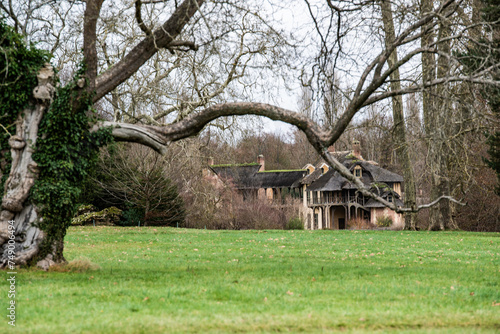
[
  {"left": 354, "top": 166, "right": 362, "bottom": 177},
  {"left": 388, "top": 195, "right": 393, "bottom": 203}
]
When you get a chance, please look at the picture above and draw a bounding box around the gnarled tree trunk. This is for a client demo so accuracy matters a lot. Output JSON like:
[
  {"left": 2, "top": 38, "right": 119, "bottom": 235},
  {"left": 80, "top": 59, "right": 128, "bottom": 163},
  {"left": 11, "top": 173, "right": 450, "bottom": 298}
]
[{"left": 0, "top": 64, "right": 59, "bottom": 270}]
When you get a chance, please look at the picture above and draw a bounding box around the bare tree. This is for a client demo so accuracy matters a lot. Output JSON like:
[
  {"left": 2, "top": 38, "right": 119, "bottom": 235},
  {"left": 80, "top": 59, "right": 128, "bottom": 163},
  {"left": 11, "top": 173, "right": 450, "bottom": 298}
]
[{"left": 379, "top": 0, "right": 418, "bottom": 229}]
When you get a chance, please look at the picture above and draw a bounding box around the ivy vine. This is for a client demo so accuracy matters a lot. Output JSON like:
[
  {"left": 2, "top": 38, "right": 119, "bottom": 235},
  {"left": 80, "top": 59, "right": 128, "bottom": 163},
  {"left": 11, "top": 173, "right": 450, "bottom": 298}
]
[
  {"left": 31, "top": 67, "right": 114, "bottom": 262},
  {"left": 0, "top": 21, "right": 49, "bottom": 189},
  {"left": 1, "top": 21, "right": 114, "bottom": 263}
]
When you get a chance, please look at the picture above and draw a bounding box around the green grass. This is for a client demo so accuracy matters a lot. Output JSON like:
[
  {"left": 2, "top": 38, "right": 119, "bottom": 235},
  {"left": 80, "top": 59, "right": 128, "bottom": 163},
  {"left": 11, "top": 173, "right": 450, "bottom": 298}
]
[{"left": 2, "top": 227, "right": 500, "bottom": 333}]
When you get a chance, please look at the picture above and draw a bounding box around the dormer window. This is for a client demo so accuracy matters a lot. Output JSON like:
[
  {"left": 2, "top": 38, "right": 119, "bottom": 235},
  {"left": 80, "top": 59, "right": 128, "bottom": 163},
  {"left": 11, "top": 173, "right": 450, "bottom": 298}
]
[
  {"left": 354, "top": 166, "right": 362, "bottom": 178},
  {"left": 388, "top": 195, "right": 393, "bottom": 203},
  {"left": 319, "top": 163, "right": 329, "bottom": 174},
  {"left": 304, "top": 164, "right": 315, "bottom": 175}
]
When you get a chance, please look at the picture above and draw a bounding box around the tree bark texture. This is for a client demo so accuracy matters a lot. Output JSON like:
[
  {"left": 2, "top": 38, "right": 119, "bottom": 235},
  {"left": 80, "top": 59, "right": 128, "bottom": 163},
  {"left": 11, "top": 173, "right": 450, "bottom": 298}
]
[
  {"left": 0, "top": 64, "right": 58, "bottom": 270},
  {"left": 380, "top": 0, "right": 418, "bottom": 230},
  {"left": 423, "top": 0, "right": 459, "bottom": 230}
]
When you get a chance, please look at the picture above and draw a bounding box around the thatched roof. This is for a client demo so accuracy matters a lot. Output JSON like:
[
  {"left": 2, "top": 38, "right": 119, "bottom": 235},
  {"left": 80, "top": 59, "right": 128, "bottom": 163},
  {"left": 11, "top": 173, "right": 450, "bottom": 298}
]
[
  {"left": 365, "top": 197, "right": 404, "bottom": 208},
  {"left": 210, "top": 165, "right": 306, "bottom": 190},
  {"left": 352, "top": 161, "right": 403, "bottom": 183},
  {"left": 300, "top": 168, "right": 324, "bottom": 185},
  {"left": 209, "top": 154, "right": 403, "bottom": 194},
  {"left": 210, "top": 165, "right": 261, "bottom": 189},
  {"left": 255, "top": 170, "right": 307, "bottom": 189}
]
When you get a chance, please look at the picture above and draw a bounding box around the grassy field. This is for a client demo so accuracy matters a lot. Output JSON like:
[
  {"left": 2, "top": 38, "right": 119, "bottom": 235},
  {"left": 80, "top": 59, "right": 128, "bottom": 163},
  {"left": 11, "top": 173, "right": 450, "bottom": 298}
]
[{"left": 1, "top": 227, "right": 499, "bottom": 333}]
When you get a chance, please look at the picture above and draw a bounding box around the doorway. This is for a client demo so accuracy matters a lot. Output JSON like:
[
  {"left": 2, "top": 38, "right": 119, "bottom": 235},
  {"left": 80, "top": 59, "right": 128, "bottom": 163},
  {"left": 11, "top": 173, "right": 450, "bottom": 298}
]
[{"left": 339, "top": 218, "right": 345, "bottom": 230}]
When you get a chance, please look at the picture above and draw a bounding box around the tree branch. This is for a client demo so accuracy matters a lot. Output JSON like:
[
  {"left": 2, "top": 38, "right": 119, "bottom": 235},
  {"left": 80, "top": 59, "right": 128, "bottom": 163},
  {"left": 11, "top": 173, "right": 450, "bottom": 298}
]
[
  {"left": 94, "top": 0, "right": 205, "bottom": 102},
  {"left": 91, "top": 122, "right": 169, "bottom": 155},
  {"left": 83, "top": 0, "right": 104, "bottom": 93},
  {"left": 135, "top": 0, "right": 153, "bottom": 36},
  {"left": 167, "top": 40, "right": 198, "bottom": 52}
]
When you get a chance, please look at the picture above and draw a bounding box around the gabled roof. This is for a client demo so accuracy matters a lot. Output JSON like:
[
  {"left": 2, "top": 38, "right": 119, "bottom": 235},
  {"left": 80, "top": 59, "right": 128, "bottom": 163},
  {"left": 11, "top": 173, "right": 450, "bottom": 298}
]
[
  {"left": 306, "top": 168, "right": 344, "bottom": 191},
  {"left": 300, "top": 167, "right": 324, "bottom": 185},
  {"left": 352, "top": 161, "right": 403, "bottom": 183},
  {"left": 365, "top": 197, "right": 404, "bottom": 208},
  {"left": 306, "top": 159, "right": 403, "bottom": 192}
]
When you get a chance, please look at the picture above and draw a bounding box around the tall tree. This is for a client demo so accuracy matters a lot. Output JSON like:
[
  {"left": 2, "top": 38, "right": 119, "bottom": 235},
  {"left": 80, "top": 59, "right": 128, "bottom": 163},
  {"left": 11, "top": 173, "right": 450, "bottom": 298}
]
[{"left": 379, "top": 0, "right": 418, "bottom": 230}]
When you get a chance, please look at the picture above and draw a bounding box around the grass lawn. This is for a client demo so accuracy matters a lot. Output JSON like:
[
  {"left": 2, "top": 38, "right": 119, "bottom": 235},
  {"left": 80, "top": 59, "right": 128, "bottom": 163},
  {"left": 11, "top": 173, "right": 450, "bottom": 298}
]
[{"left": 2, "top": 227, "right": 500, "bottom": 333}]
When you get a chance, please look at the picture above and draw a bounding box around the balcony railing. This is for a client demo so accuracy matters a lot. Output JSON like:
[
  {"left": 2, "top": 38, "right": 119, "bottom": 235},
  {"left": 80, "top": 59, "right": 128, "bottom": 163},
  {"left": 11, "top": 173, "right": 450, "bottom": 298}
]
[{"left": 307, "top": 194, "right": 365, "bottom": 206}]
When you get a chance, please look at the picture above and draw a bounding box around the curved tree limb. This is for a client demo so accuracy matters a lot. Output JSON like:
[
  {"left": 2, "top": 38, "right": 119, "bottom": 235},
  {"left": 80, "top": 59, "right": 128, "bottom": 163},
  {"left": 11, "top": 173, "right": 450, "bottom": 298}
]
[
  {"left": 92, "top": 122, "right": 169, "bottom": 155},
  {"left": 94, "top": 101, "right": 465, "bottom": 213}
]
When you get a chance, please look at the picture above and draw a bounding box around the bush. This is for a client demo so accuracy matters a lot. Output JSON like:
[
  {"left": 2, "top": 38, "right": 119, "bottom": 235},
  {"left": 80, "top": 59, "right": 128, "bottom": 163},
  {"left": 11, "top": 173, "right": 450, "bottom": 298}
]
[
  {"left": 91, "top": 143, "right": 186, "bottom": 227},
  {"left": 348, "top": 218, "right": 375, "bottom": 230},
  {"left": 72, "top": 206, "right": 122, "bottom": 226},
  {"left": 118, "top": 206, "right": 145, "bottom": 226},
  {"left": 286, "top": 217, "right": 304, "bottom": 230},
  {"left": 376, "top": 216, "right": 393, "bottom": 227},
  {"left": 183, "top": 182, "right": 300, "bottom": 230}
]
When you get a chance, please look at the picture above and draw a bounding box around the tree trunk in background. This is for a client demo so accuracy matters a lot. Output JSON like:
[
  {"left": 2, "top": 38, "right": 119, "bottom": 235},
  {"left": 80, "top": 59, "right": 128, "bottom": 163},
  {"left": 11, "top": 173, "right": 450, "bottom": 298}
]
[
  {"left": 380, "top": 0, "right": 418, "bottom": 230},
  {"left": 423, "top": 0, "right": 459, "bottom": 230},
  {"left": 0, "top": 64, "right": 59, "bottom": 270}
]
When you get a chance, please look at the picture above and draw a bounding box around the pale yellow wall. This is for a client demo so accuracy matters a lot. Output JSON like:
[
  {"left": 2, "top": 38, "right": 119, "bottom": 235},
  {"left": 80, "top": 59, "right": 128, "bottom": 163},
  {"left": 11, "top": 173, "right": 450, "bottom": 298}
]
[
  {"left": 370, "top": 207, "right": 403, "bottom": 229},
  {"left": 302, "top": 186, "right": 310, "bottom": 229},
  {"left": 306, "top": 165, "right": 315, "bottom": 174},
  {"left": 314, "top": 208, "right": 323, "bottom": 229},
  {"left": 266, "top": 188, "right": 273, "bottom": 200},
  {"left": 393, "top": 183, "right": 401, "bottom": 196}
]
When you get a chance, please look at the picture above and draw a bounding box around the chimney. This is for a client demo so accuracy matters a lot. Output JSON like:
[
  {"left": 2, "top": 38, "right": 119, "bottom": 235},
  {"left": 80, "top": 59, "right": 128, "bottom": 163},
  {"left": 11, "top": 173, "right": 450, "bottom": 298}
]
[
  {"left": 203, "top": 157, "right": 214, "bottom": 178},
  {"left": 257, "top": 154, "right": 265, "bottom": 172},
  {"left": 352, "top": 140, "right": 362, "bottom": 160}
]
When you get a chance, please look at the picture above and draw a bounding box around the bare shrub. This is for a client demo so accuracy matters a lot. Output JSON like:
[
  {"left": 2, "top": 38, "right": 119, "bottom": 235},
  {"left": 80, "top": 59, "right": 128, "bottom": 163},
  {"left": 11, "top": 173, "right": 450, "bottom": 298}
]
[
  {"left": 347, "top": 218, "right": 375, "bottom": 230},
  {"left": 183, "top": 177, "right": 294, "bottom": 230},
  {"left": 376, "top": 216, "right": 392, "bottom": 227}
]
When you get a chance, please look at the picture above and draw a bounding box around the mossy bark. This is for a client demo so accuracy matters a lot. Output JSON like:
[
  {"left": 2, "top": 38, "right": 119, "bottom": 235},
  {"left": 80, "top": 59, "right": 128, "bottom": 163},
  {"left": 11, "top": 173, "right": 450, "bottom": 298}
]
[{"left": 0, "top": 64, "right": 62, "bottom": 270}]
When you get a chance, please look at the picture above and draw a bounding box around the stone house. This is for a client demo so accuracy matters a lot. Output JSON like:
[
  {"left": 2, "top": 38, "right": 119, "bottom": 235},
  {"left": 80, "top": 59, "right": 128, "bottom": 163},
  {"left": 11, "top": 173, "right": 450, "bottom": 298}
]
[{"left": 205, "top": 141, "right": 404, "bottom": 230}]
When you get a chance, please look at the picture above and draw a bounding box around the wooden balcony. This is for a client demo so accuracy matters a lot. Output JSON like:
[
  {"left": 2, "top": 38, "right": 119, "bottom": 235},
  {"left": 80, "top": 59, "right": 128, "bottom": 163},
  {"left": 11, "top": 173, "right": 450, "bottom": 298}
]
[{"left": 307, "top": 193, "right": 365, "bottom": 207}]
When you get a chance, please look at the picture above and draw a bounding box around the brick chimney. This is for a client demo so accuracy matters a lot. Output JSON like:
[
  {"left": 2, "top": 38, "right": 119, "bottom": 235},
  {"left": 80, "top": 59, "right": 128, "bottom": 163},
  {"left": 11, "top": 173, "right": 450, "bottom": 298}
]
[
  {"left": 352, "top": 140, "right": 362, "bottom": 160},
  {"left": 257, "top": 154, "right": 265, "bottom": 172}
]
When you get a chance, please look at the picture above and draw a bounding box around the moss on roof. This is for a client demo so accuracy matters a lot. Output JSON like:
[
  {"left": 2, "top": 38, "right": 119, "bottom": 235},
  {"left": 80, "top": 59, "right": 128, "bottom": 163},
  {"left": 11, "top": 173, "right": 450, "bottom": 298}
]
[
  {"left": 210, "top": 162, "right": 259, "bottom": 168},
  {"left": 258, "top": 169, "right": 307, "bottom": 173}
]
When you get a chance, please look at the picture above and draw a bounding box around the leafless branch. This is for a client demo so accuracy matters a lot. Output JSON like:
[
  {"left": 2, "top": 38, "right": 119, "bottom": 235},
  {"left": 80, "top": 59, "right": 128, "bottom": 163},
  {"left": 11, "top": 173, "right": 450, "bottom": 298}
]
[{"left": 135, "top": 0, "right": 153, "bottom": 36}]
